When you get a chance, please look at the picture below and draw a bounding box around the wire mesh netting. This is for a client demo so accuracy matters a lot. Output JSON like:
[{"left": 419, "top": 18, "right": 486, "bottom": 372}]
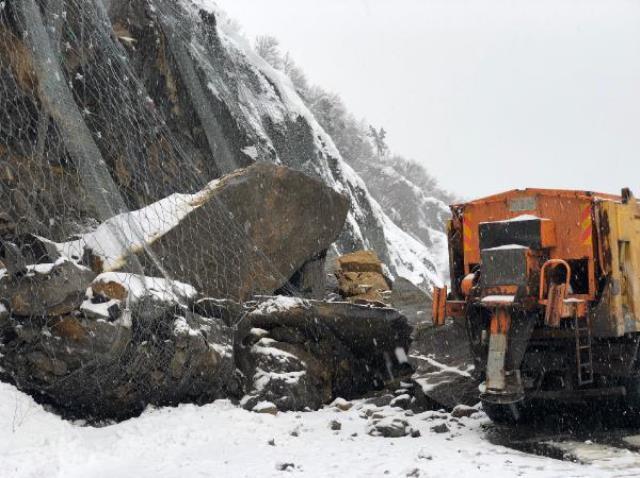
[{"left": 0, "top": 0, "right": 316, "bottom": 418}]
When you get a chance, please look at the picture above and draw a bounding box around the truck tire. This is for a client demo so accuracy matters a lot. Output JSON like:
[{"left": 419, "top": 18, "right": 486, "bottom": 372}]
[{"left": 482, "top": 401, "right": 529, "bottom": 424}]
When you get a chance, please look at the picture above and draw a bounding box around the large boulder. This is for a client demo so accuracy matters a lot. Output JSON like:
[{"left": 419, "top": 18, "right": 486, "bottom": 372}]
[
  {"left": 0, "top": 272, "right": 237, "bottom": 420},
  {"left": 146, "top": 164, "right": 349, "bottom": 301},
  {"left": 237, "top": 296, "right": 413, "bottom": 412},
  {"left": 57, "top": 163, "right": 349, "bottom": 302}
]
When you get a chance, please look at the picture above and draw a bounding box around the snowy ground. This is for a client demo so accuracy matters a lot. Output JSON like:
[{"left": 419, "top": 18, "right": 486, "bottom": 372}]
[{"left": 2, "top": 381, "right": 640, "bottom": 478}]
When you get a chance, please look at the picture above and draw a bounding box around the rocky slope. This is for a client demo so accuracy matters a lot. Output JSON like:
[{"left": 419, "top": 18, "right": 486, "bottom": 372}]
[
  {"left": 0, "top": 0, "right": 443, "bottom": 291},
  {"left": 348, "top": 156, "right": 452, "bottom": 281}
]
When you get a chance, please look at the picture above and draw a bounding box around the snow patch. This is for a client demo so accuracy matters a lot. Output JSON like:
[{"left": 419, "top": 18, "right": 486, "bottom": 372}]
[{"left": 92, "top": 272, "right": 198, "bottom": 305}]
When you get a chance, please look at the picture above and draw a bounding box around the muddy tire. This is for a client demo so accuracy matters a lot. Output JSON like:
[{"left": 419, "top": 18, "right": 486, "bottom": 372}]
[{"left": 482, "top": 401, "right": 529, "bottom": 424}]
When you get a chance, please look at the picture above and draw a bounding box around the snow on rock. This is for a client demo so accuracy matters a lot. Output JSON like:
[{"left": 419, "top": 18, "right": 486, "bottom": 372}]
[
  {"left": 91, "top": 272, "right": 198, "bottom": 305},
  {"left": 251, "top": 296, "right": 309, "bottom": 315},
  {"left": 54, "top": 180, "right": 220, "bottom": 270},
  {"left": 2, "top": 380, "right": 638, "bottom": 477}
]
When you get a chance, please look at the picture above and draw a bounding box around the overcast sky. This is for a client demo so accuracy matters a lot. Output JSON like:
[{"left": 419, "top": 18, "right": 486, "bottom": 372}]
[{"left": 215, "top": 0, "right": 640, "bottom": 199}]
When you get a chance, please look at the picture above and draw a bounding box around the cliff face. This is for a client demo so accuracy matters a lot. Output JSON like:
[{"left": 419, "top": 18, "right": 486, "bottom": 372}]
[
  {"left": 0, "top": 0, "right": 443, "bottom": 290},
  {"left": 347, "top": 157, "right": 452, "bottom": 281}
]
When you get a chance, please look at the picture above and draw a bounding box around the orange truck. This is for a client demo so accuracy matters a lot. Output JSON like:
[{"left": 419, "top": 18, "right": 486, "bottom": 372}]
[{"left": 432, "top": 188, "right": 640, "bottom": 422}]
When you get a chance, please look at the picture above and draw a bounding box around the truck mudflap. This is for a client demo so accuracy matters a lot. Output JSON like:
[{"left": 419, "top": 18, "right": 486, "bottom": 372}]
[{"left": 481, "top": 307, "right": 535, "bottom": 405}]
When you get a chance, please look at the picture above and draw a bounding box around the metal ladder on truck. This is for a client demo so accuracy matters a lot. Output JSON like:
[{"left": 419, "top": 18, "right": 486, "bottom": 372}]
[{"left": 574, "top": 312, "right": 594, "bottom": 386}]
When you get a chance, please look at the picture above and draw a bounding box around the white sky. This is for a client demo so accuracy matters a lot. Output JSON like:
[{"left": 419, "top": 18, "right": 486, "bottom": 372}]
[{"left": 215, "top": 0, "right": 640, "bottom": 199}]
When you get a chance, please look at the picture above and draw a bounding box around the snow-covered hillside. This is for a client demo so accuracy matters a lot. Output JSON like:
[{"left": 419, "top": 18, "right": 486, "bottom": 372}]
[
  {"left": 2, "top": 381, "right": 639, "bottom": 478},
  {"left": 349, "top": 158, "right": 452, "bottom": 283}
]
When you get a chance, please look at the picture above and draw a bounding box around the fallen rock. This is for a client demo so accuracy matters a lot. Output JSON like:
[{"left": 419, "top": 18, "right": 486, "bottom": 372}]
[
  {"left": 331, "top": 397, "right": 353, "bottom": 411},
  {"left": 239, "top": 335, "right": 329, "bottom": 413},
  {"left": 0, "top": 274, "right": 236, "bottom": 421},
  {"left": 364, "top": 393, "right": 395, "bottom": 408},
  {"left": 430, "top": 423, "right": 450, "bottom": 434},
  {"left": 0, "top": 259, "right": 96, "bottom": 317},
  {"left": 451, "top": 404, "right": 480, "bottom": 418},
  {"left": 329, "top": 419, "right": 342, "bottom": 431},
  {"left": 368, "top": 417, "right": 411, "bottom": 438},
  {"left": 58, "top": 163, "right": 349, "bottom": 302},
  {"left": 389, "top": 394, "right": 412, "bottom": 409},
  {"left": 237, "top": 296, "right": 413, "bottom": 412},
  {"left": 252, "top": 401, "right": 278, "bottom": 415},
  {"left": 334, "top": 250, "right": 391, "bottom": 304}
]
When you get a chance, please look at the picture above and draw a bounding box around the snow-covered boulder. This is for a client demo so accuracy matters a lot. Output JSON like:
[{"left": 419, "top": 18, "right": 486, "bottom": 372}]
[
  {"left": 55, "top": 163, "right": 348, "bottom": 302},
  {"left": 237, "top": 296, "right": 413, "bottom": 412},
  {"left": 0, "top": 273, "right": 236, "bottom": 420}
]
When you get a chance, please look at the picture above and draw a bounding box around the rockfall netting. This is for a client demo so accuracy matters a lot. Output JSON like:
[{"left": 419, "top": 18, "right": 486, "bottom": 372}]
[
  {"left": 0, "top": 0, "right": 303, "bottom": 297},
  {"left": 0, "top": 0, "right": 345, "bottom": 418},
  {"left": 0, "top": 0, "right": 419, "bottom": 421}
]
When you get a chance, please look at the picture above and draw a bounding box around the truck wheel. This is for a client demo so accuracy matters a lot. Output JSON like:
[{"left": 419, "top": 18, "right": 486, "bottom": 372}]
[{"left": 481, "top": 401, "right": 529, "bottom": 424}]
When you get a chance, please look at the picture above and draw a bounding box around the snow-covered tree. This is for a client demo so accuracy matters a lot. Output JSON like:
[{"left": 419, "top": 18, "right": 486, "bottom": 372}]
[{"left": 254, "top": 35, "right": 283, "bottom": 70}]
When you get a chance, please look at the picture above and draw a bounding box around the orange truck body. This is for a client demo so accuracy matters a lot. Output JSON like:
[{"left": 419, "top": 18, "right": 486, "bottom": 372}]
[{"left": 433, "top": 187, "right": 640, "bottom": 419}]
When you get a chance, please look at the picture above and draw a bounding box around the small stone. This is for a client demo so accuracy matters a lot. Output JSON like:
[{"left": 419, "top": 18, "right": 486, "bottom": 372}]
[
  {"left": 252, "top": 401, "right": 278, "bottom": 415},
  {"left": 330, "top": 419, "right": 342, "bottom": 431},
  {"left": 410, "top": 428, "right": 421, "bottom": 438},
  {"left": 268, "top": 438, "right": 276, "bottom": 446},
  {"left": 451, "top": 404, "right": 479, "bottom": 418},
  {"left": 390, "top": 394, "right": 411, "bottom": 409},
  {"left": 369, "top": 417, "right": 410, "bottom": 438},
  {"left": 430, "top": 423, "right": 450, "bottom": 434},
  {"left": 418, "top": 451, "right": 433, "bottom": 460},
  {"left": 331, "top": 397, "right": 353, "bottom": 411},
  {"left": 276, "top": 463, "right": 295, "bottom": 471},
  {"left": 365, "top": 393, "right": 394, "bottom": 407}
]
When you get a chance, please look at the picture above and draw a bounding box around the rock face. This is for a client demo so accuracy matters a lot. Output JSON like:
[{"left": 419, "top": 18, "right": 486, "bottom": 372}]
[
  {"left": 346, "top": 156, "right": 452, "bottom": 281},
  {"left": 145, "top": 163, "right": 348, "bottom": 301},
  {"left": 0, "top": 271, "right": 237, "bottom": 420},
  {"left": 237, "top": 296, "right": 413, "bottom": 412}
]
